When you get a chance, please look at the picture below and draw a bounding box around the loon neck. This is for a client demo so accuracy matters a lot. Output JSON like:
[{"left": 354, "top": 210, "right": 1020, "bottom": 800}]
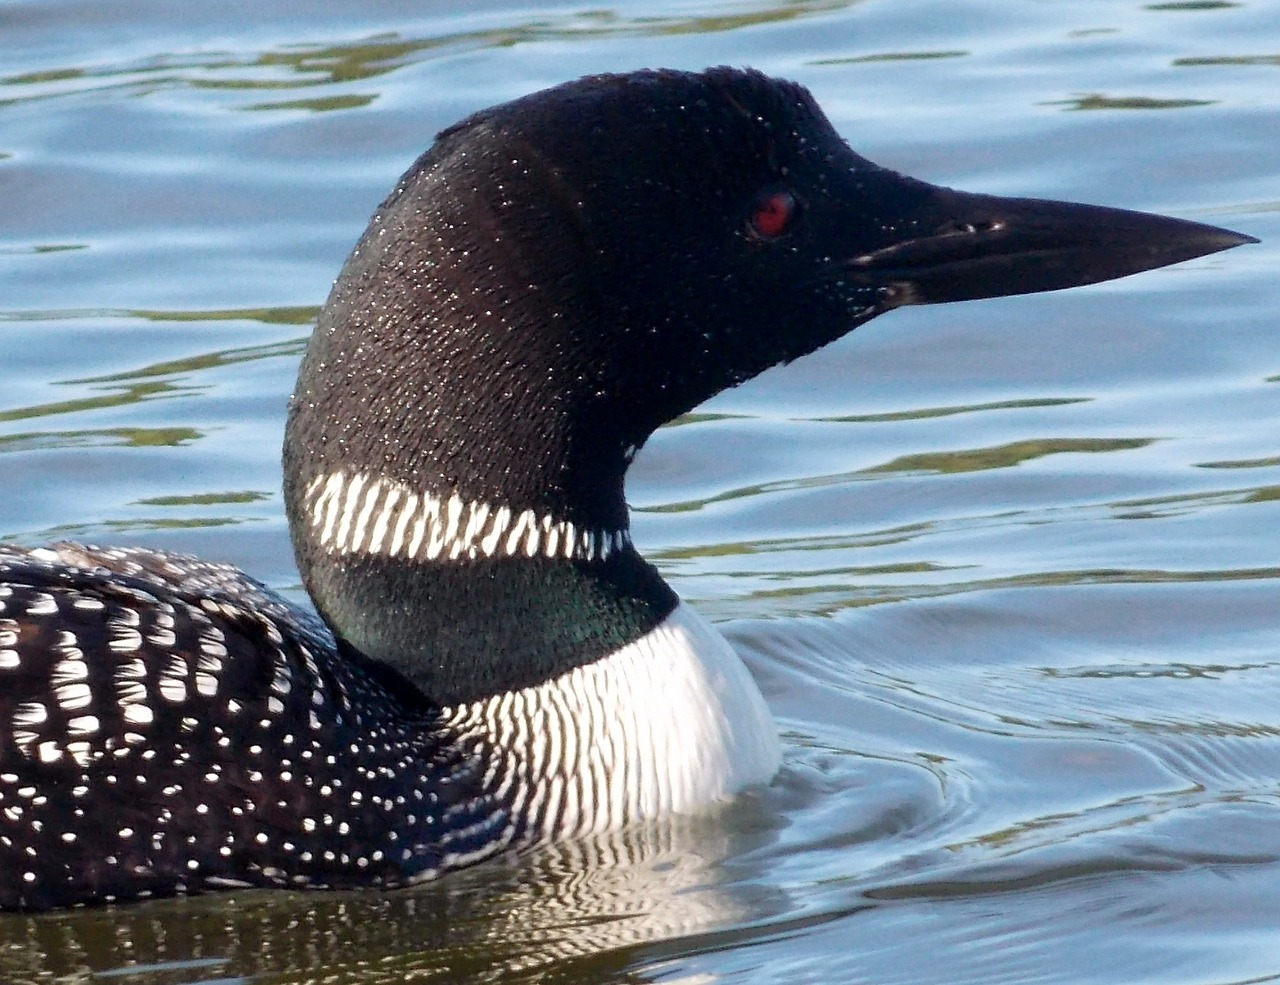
[
  {"left": 292, "top": 534, "right": 676, "bottom": 707},
  {"left": 280, "top": 96, "right": 759, "bottom": 704},
  {"left": 284, "top": 404, "right": 673, "bottom": 706},
  {"left": 287, "top": 478, "right": 678, "bottom": 706}
]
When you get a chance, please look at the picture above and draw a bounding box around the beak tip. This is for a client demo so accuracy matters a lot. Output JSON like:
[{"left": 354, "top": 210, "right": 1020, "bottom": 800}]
[
  {"left": 1226, "top": 230, "right": 1261, "bottom": 248},
  {"left": 1162, "top": 222, "right": 1259, "bottom": 266}
]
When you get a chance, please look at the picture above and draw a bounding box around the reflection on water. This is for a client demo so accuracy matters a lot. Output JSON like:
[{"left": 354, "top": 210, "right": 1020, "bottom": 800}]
[
  {"left": 134, "top": 490, "right": 272, "bottom": 506},
  {"left": 812, "top": 49, "right": 969, "bottom": 64},
  {"left": 0, "top": 307, "right": 318, "bottom": 326},
  {"left": 1176, "top": 54, "right": 1280, "bottom": 67},
  {"left": 1, "top": 1, "right": 864, "bottom": 112},
  {"left": 0, "top": 811, "right": 786, "bottom": 985},
  {"left": 1197, "top": 454, "right": 1280, "bottom": 469},
  {"left": 861, "top": 436, "right": 1155, "bottom": 475},
  {"left": 67, "top": 335, "right": 310, "bottom": 384},
  {"left": 1148, "top": 2, "right": 1243, "bottom": 11},
  {"left": 1, "top": 0, "right": 1277, "bottom": 981},
  {"left": 1050, "top": 94, "right": 1217, "bottom": 111},
  {"left": 0, "top": 426, "right": 202, "bottom": 453},
  {"left": 812, "top": 396, "right": 1091, "bottom": 424},
  {"left": 0, "top": 380, "right": 201, "bottom": 424},
  {"left": 641, "top": 434, "right": 1156, "bottom": 512}
]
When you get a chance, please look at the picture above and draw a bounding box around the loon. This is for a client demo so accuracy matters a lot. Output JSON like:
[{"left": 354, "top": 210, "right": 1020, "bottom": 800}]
[{"left": 0, "top": 68, "right": 1255, "bottom": 910}]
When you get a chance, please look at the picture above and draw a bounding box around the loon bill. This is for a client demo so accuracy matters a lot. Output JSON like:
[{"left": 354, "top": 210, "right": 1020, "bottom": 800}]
[{"left": 0, "top": 67, "right": 1255, "bottom": 910}]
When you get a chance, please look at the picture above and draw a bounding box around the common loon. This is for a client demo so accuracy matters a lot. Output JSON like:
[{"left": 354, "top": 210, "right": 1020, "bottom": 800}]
[{"left": 0, "top": 67, "right": 1255, "bottom": 910}]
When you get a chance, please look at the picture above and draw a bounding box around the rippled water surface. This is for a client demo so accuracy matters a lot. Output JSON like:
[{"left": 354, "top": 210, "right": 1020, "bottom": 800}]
[{"left": 2, "top": 1, "right": 1278, "bottom": 982}]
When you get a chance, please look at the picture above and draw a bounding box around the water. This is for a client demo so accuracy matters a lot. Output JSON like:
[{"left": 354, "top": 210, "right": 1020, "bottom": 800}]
[{"left": 1, "top": 0, "right": 1277, "bottom": 982}]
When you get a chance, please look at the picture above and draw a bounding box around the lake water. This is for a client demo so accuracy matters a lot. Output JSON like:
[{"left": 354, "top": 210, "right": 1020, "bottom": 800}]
[{"left": 1, "top": 1, "right": 1278, "bottom": 982}]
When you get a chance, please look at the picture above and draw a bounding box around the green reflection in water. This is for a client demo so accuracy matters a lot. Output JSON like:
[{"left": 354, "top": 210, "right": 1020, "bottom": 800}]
[
  {"left": 656, "top": 529, "right": 935, "bottom": 563},
  {"left": 0, "top": 305, "right": 318, "bottom": 325},
  {"left": 33, "top": 516, "right": 262, "bottom": 537},
  {"left": 813, "top": 396, "right": 1089, "bottom": 424},
  {"left": 127, "top": 306, "right": 318, "bottom": 325},
  {"left": 133, "top": 490, "right": 272, "bottom": 507},
  {"left": 246, "top": 94, "right": 377, "bottom": 112},
  {"left": 0, "top": 426, "right": 201, "bottom": 452},
  {"left": 669, "top": 475, "right": 1280, "bottom": 617},
  {"left": 0, "top": 325, "right": 308, "bottom": 427},
  {"left": 654, "top": 475, "right": 1276, "bottom": 593},
  {"left": 1111, "top": 483, "right": 1280, "bottom": 517},
  {"left": 1, "top": 2, "right": 863, "bottom": 109},
  {"left": 643, "top": 438, "right": 1153, "bottom": 514},
  {"left": 641, "top": 470, "right": 863, "bottom": 514},
  {"left": 1049, "top": 94, "right": 1215, "bottom": 111},
  {"left": 682, "top": 559, "right": 957, "bottom": 580},
  {"left": 1196, "top": 455, "right": 1280, "bottom": 469},
  {"left": 862, "top": 437, "right": 1152, "bottom": 475},
  {"left": 4, "top": 68, "right": 85, "bottom": 85},
  {"left": 811, "top": 50, "right": 967, "bottom": 65},
  {"left": 1175, "top": 54, "right": 1280, "bottom": 66},
  {"left": 0, "top": 380, "right": 199, "bottom": 424},
  {"left": 68, "top": 336, "right": 308, "bottom": 386},
  {"left": 0, "top": 243, "right": 88, "bottom": 256},
  {"left": 666, "top": 411, "right": 753, "bottom": 428},
  {"left": 1146, "top": 1, "right": 1241, "bottom": 10},
  {"left": 693, "top": 563, "right": 1280, "bottom": 619}
]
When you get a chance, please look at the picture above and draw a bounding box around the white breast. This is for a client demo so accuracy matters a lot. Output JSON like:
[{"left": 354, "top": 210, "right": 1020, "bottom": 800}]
[{"left": 444, "top": 601, "right": 781, "bottom": 841}]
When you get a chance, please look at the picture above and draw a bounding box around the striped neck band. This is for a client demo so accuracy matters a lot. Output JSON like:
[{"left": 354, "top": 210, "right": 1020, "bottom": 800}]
[{"left": 301, "top": 471, "right": 630, "bottom": 563}]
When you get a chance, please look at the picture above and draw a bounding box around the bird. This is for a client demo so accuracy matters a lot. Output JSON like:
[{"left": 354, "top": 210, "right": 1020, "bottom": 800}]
[{"left": 0, "top": 66, "right": 1255, "bottom": 910}]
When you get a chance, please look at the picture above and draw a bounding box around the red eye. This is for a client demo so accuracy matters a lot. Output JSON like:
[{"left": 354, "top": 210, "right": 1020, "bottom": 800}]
[{"left": 749, "top": 189, "right": 798, "bottom": 240}]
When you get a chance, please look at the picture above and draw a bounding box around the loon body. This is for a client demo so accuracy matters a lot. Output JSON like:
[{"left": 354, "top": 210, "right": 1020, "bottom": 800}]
[{"left": 0, "top": 68, "right": 1254, "bottom": 909}]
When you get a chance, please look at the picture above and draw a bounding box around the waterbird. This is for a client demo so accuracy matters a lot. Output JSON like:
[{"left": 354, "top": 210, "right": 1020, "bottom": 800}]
[{"left": 0, "top": 67, "right": 1256, "bottom": 910}]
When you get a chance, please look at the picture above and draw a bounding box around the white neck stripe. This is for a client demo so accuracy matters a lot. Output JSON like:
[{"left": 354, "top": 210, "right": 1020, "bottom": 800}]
[{"left": 303, "top": 471, "right": 630, "bottom": 563}]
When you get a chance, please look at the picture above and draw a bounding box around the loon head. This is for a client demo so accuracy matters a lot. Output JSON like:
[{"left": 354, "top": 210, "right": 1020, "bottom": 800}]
[{"left": 284, "top": 67, "right": 1254, "bottom": 704}]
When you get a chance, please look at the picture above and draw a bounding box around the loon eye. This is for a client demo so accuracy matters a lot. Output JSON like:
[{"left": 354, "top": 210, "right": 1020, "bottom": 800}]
[{"left": 748, "top": 188, "right": 798, "bottom": 240}]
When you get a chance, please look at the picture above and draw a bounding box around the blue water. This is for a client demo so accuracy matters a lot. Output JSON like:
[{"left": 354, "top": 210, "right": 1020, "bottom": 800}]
[{"left": 1, "top": 1, "right": 1278, "bottom": 982}]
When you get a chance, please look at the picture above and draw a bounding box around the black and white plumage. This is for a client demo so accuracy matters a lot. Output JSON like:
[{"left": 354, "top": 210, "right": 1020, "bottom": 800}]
[
  {"left": 0, "top": 543, "right": 505, "bottom": 909},
  {"left": 0, "top": 67, "right": 1254, "bottom": 909},
  {"left": 0, "top": 541, "right": 775, "bottom": 909}
]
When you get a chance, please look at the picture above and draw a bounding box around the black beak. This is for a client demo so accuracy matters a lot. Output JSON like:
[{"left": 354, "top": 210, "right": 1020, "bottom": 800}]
[{"left": 842, "top": 171, "right": 1257, "bottom": 308}]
